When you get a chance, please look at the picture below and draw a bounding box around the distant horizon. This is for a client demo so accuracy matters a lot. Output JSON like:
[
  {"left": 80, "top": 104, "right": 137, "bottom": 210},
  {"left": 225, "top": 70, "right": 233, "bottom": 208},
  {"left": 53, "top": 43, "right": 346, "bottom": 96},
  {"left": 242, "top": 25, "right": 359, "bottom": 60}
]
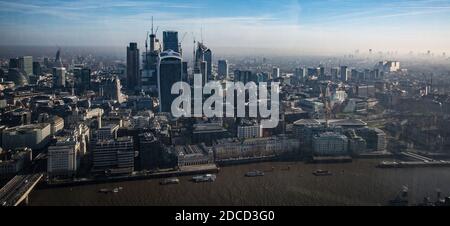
[
  {"left": 0, "top": 45, "right": 447, "bottom": 59},
  {"left": 1, "top": 0, "right": 450, "bottom": 55}
]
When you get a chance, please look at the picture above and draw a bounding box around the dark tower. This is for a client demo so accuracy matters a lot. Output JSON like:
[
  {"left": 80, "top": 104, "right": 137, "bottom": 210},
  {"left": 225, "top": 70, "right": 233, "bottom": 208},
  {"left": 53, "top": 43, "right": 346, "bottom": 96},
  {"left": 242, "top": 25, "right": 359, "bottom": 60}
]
[
  {"left": 127, "top": 42, "right": 140, "bottom": 91},
  {"left": 163, "top": 31, "right": 179, "bottom": 53},
  {"left": 157, "top": 50, "right": 182, "bottom": 113}
]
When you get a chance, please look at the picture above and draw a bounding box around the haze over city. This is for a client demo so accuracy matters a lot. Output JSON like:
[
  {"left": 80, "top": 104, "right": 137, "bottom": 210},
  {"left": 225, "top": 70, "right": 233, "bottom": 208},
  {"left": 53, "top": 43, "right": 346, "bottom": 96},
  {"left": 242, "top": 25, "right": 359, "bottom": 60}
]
[
  {"left": 1, "top": 0, "right": 450, "bottom": 55},
  {"left": 3, "top": 0, "right": 450, "bottom": 216}
]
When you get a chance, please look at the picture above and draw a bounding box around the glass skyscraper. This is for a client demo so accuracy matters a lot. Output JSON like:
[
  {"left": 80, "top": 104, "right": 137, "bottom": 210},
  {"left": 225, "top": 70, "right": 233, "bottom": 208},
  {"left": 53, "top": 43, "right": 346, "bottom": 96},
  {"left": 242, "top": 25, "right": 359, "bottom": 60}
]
[
  {"left": 127, "top": 42, "right": 140, "bottom": 91},
  {"left": 158, "top": 50, "right": 183, "bottom": 113},
  {"left": 163, "top": 31, "right": 179, "bottom": 53}
]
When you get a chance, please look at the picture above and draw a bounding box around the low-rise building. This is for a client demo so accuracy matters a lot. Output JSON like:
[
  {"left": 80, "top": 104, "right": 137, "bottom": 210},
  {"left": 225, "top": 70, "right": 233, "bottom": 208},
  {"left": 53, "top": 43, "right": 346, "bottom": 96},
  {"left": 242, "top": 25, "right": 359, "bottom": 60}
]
[
  {"left": 49, "top": 115, "right": 64, "bottom": 135},
  {"left": 174, "top": 144, "right": 214, "bottom": 167},
  {"left": 0, "top": 148, "right": 32, "bottom": 178},
  {"left": 312, "top": 132, "right": 349, "bottom": 156},
  {"left": 214, "top": 135, "right": 300, "bottom": 162},
  {"left": 237, "top": 120, "right": 261, "bottom": 139},
  {"left": 356, "top": 127, "right": 387, "bottom": 152},
  {"left": 1, "top": 123, "right": 51, "bottom": 150}
]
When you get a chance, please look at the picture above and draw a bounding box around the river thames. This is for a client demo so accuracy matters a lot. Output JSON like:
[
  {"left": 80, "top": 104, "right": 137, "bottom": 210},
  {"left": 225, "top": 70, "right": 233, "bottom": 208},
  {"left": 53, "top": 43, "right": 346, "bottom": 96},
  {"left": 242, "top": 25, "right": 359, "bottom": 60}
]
[{"left": 29, "top": 159, "right": 450, "bottom": 206}]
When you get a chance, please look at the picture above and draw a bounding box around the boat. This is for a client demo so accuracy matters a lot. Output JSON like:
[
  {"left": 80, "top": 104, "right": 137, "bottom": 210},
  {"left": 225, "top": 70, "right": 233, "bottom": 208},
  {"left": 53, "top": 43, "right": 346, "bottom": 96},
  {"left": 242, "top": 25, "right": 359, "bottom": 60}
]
[
  {"left": 192, "top": 174, "right": 216, "bottom": 183},
  {"left": 245, "top": 170, "right": 265, "bottom": 177},
  {"left": 98, "top": 188, "right": 111, "bottom": 193},
  {"left": 389, "top": 186, "right": 409, "bottom": 206},
  {"left": 160, "top": 178, "right": 180, "bottom": 185},
  {"left": 113, "top": 188, "right": 119, "bottom": 193},
  {"left": 313, "top": 170, "right": 332, "bottom": 176}
]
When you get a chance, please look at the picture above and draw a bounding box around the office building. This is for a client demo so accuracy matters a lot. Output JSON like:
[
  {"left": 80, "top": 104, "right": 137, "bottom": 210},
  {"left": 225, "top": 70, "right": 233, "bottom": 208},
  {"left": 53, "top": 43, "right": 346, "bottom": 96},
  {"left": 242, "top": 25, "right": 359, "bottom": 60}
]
[
  {"left": 214, "top": 136, "right": 300, "bottom": 162},
  {"left": 356, "top": 127, "right": 387, "bottom": 152},
  {"left": 9, "top": 58, "right": 20, "bottom": 69},
  {"left": 0, "top": 148, "right": 32, "bottom": 178},
  {"left": 163, "top": 31, "right": 179, "bottom": 53},
  {"left": 74, "top": 67, "right": 91, "bottom": 92},
  {"left": 299, "top": 98, "right": 325, "bottom": 118},
  {"left": 319, "top": 66, "right": 325, "bottom": 80},
  {"left": 173, "top": 144, "right": 214, "bottom": 167},
  {"left": 19, "top": 56, "right": 33, "bottom": 77},
  {"left": 158, "top": 50, "right": 183, "bottom": 113},
  {"left": 234, "top": 70, "right": 257, "bottom": 84},
  {"left": 32, "top": 61, "right": 41, "bottom": 76},
  {"left": 1, "top": 123, "right": 51, "bottom": 150},
  {"left": 47, "top": 136, "right": 79, "bottom": 177},
  {"left": 340, "top": 66, "right": 350, "bottom": 81},
  {"left": 237, "top": 120, "right": 261, "bottom": 139},
  {"left": 138, "top": 133, "right": 161, "bottom": 170},
  {"left": 127, "top": 42, "right": 140, "bottom": 91},
  {"left": 204, "top": 49, "right": 213, "bottom": 80},
  {"left": 295, "top": 67, "right": 306, "bottom": 81},
  {"left": 194, "top": 42, "right": 212, "bottom": 81},
  {"left": 331, "top": 67, "right": 340, "bottom": 80},
  {"left": 272, "top": 67, "right": 280, "bottom": 78},
  {"left": 218, "top": 60, "right": 229, "bottom": 79},
  {"left": 356, "top": 85, "right": 376, "bottom": 98},
  {"left": 312, "top": 132, "right": 349, "bottom": 156},
  {"left": 46, "top": 115, "right": 64, "bottom": 135},
  {"left": 308, "top": 67, "right": 319, "bottom": 77},
  {"left": 52, "top": 67, "right": 66, "bottom": 87},
  {"left": 142, "top": 26, "right": 160, "bottom": 93},
  {"left": 7, "top": 68, "right": 28, "bottom": 87},
  {"left": 376, "top": 61, "right": 400, "bottom": 73},
  {"left": 192, "top": 122, "right": 229, "bottom": 145},
  {"left": 99, "top": 76, "right": 124, "bottom": 103},
  {"left": 93, "top": 136, "right": 134, "bottom": 175},
  {"left": 96, "top": 124, "right": 119, "bottom": 141}
]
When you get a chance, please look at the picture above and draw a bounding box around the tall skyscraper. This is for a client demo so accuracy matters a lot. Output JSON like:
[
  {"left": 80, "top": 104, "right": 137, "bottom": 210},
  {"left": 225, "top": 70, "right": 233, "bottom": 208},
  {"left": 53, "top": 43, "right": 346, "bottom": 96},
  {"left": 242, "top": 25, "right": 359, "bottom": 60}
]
[
  {"left": 127, "top": 42, "right": 140, "bottom": 91},
  {"left": 319, "top": 66, "right": 325, "bottom": 80},
  {"left": 53, "top": 67, "right": 66, "bottom": 88},
  {"left": 8, "top": 56, "right": 32, "bottom": 82},
  {"left": 204, "top": 49, "right": 213, "bottom": 80},
  {"left": 158, "top": 50, "right": 183, "bottom": 113},
  {"left": 55, "top": 48, "right": 63, "bottom": 67},
  {"left": 74, "top": 67, "right": 91, "bottom": 92},
  {"left": 272, "top": 67, "right": 280, "bottom": 79},
  {"left": 295, "top": 67, "right": 306, "bottom": 82},
  {"left": 33, "top": 62, "right": 41, "bottom": 76},
  {"left": 194, "top": 42, "right": 212, "bottom": 81},
  {"left": 218, "top": 60, "right": 229, "bottom": 79},
  {"left": 340, "top": 66, "right": 349, "bottom": 81},
  {"left": 142, "top": 22, "right": 161, "bottom": 93},
  {"left": 331, "top": 67, "right": 340, "bottom": 80},
  {"left": 9, "top": 58, "right": 19, "bottom": 69},
  {"left": 234, "top": 70, "right": 256, "bottom": 84},
  {"left": 163, "top": 31, "right": 179, "bottom": 53}
]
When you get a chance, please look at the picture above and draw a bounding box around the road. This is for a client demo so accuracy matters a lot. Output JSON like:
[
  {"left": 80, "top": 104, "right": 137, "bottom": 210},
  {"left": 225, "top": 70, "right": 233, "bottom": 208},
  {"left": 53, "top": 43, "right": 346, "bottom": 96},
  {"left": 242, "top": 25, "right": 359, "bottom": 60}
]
[{"left": 0, "top": 174, "right": 43, "bottom": 206}]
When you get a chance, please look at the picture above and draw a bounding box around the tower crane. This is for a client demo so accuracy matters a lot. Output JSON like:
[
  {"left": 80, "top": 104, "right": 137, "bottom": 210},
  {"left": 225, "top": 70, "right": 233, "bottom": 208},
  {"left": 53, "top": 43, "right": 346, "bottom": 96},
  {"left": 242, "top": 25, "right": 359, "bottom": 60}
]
[{"left": 320, "top": 83, "right": 332, "bottom": 126}]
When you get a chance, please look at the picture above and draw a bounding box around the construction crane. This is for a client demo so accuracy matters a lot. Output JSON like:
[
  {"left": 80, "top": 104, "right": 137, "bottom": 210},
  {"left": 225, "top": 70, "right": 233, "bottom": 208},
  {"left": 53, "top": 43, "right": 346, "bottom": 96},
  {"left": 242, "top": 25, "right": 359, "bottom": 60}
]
[
  {"left": 180, "top": 32, "right": 188, "bottom": 44},
  {"left": 320, "top": 83, "right": 332, "bottom": 126}
]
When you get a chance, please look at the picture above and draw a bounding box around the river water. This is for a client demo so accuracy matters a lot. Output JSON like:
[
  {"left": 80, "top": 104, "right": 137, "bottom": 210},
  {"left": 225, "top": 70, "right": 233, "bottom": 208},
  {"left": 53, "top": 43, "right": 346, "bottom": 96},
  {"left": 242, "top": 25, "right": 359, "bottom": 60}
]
[{"left": 29, "top": 159, "right": 450, "bottom": 206}]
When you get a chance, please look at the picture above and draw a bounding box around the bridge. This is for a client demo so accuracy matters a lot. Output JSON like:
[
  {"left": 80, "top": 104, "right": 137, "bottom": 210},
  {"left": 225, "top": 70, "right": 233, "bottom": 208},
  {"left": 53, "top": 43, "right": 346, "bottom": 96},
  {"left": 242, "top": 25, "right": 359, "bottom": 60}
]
[
  {"left": 400, "top": 152, "right": 434, "bottom": 162},
  {"left": 0, "top": 173, "right": 43, "bottom": 206}
]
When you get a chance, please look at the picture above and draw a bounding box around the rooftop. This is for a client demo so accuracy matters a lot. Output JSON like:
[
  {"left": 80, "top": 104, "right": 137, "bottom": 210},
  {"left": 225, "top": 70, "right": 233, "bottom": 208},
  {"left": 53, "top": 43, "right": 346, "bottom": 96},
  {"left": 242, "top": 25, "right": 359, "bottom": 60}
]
[{"left": 3, "top": 123, "right": 50, "bottom": 133}]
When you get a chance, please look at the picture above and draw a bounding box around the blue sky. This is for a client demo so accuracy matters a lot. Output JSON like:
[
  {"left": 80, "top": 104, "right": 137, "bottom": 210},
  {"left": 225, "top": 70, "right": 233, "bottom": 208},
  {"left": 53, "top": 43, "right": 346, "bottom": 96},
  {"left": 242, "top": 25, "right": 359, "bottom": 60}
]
[{"left": 1, "top": 0, "right": 450, "bottom": 54}]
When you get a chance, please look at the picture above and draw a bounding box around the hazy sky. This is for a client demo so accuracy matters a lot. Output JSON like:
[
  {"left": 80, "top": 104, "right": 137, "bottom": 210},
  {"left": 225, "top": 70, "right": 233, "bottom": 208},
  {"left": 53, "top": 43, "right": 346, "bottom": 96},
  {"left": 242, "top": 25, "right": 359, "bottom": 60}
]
[{"left": 1, "top": 0, "right": 450, "bottom": 55}]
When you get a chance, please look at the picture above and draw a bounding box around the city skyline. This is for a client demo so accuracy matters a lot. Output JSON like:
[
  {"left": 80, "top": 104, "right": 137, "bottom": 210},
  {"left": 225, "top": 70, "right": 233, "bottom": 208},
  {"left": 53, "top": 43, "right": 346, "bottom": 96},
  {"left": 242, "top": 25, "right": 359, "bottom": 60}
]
[{"left": 1, "top": 0, "right": 450, "bottom": 55}]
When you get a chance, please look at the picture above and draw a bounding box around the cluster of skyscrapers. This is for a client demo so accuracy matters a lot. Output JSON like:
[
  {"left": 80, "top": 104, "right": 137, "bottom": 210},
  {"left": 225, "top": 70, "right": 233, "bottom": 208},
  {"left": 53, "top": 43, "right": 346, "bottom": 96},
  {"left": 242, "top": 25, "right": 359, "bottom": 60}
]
[{"left": 126, "top": 22, "right": 226, "bottom": 113}]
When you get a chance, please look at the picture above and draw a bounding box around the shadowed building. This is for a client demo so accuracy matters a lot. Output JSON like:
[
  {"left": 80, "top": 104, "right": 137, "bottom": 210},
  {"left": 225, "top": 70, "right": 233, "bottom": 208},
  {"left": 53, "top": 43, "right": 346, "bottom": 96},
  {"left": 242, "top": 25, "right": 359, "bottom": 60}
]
[
  {"left": 157, "top": 50, "right": 183, "bottom": 113},
  {"left": 127, "top": 42, "right": 140, "bottom": 91}
]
